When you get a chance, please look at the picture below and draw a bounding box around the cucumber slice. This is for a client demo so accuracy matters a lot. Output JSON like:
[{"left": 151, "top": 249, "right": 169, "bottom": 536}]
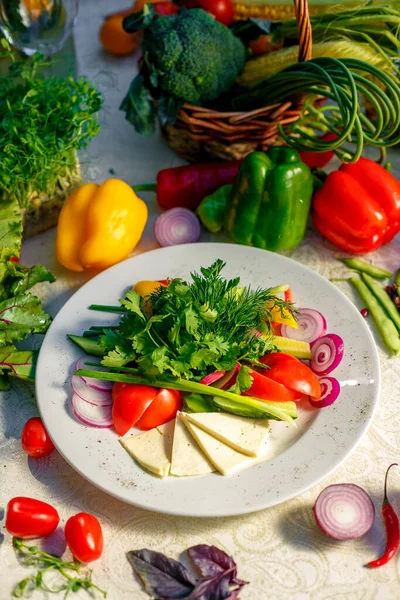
[{"left": 67, "top": 334, "right": 104, "bottom": 357}]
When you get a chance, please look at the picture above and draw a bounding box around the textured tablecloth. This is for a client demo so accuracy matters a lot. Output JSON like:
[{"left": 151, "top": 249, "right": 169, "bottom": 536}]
[{"left": 1, "top": 1, "right": 400, "bottom": 598}]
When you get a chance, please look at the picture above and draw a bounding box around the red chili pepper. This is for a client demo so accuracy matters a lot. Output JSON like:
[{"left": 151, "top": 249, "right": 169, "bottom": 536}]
[
  {"left": 368, "top": 463, "right": 399, "bottom": 568},
  {"left": 299, "top": 132, "right": 337, "bottom": 169},
  {"left": 154, "top": 161, "right": 241, "bottom": 210},
  {"left": 312, "top": 157, "right": 400, "bottom": 254}
]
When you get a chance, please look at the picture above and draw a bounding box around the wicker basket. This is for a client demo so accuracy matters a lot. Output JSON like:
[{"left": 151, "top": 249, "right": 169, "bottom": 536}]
[{"left": 161, "top": 0, "right": 312, "bottom": 161}]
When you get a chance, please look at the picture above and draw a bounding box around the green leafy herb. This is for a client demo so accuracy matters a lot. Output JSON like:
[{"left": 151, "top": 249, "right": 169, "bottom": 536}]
[
  {"left": 12, "top": 538, "right": 106, "bottom": 599},
  {"left": 0, "top": 350, "right": 37, "bottom": 382},
  {"left": 94, "top": 259, "right": 292, "bottom": 381},
  {"left": 0, "top": 41, "right": 102, "bottom": 208}
]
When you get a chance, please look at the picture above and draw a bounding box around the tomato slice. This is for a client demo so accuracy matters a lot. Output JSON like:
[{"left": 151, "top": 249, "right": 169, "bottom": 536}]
[
  {"left": 112, "top": 383, "right": 157, "bottom": 436},
  {"left": 244, "top": 369, "right": 303, "bottom": 402},
  {"left": 137, "top": 388, "right": 182, "bottom": 431},
  {"left": 260, "top": 352, "right": 321, "bottom": 398}
]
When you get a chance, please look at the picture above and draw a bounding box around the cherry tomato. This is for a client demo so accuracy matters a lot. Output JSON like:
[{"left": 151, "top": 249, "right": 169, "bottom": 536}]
[
  {"left": 299, "top": 132, "right": 338, "bottom": 169},
  {"left": 112, "top": 383, "right": 157, "bottom": 435},
  {"left": 244, "top": 369, "right": 304, "bottom": 402},
  {"left": 137, "top": 388, "right": 182, "bottom": 430},
  {"left": 21, "top": 417, "right": 55, "bottom": 458},
  {"left": 65, "top": 513, "right": 104, "bottom": 563},
  {"left": 6, "top": 497, "right": 60, "bottom": 538},
  {"left": 153, "top": 2, "right": 179, "bottom": 15},
  {"left": 180, "top": 0, "right": 234, "bottom": 26},
  {"left": 260, "top": 353, "right": 322, "bottom": 398}
]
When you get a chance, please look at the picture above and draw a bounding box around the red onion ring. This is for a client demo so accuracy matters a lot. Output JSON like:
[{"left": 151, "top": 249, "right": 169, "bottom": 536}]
[
  {"left": 281, "top": 308, "right": 327, "bottom": 343},
  {"left": 309, "top": 376, "right": 340, "bottom": 408},
  {"left": 71, "top": 375, "right": 112, "bottom": 406},
  {"left": 310, "top": 334, "right": 344, "bottom": 375},
  {"left": 71, "top": 394, "right": 113, "bottom": 428},
  {"left": 75, "top": 356, "right": 113, "bottom": 391},
  {"left": 154, "top": 208, "right": 201, "bottom": 247},
  {"left": 314, "top": 484, "right": 375, "bottom": 540}
]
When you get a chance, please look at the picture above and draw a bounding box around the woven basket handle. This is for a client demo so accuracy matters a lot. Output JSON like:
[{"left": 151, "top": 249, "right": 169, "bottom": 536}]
[{"left": 294, "top": 0, "right": 312, "bottom": 62}]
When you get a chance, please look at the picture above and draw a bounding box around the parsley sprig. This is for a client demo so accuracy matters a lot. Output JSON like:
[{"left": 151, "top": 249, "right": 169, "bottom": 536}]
[
  {"left": 92, "top": 259, "right": 292, "bottom": 381},
  {"left": 0, "top": 40, "right": 102, "bottom": 208}
]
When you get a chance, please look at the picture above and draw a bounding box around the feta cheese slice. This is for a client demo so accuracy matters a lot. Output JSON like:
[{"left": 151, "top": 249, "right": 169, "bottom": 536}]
[
  {"left": 184, "top": 412, "right": 270, "bottom": 457},
  {"left": 170, "top": 413, "right": 215, "bottom": 477},
  {"left": 119, "top": 420, "right": 174, "bottom": 478},
  {"left": 180, "top": 414, "right": 254, "bottom": 476}
]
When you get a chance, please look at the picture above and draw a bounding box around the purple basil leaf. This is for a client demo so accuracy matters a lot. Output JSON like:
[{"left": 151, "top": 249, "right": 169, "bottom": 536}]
[
  {"left": 186, "top": 571, "right": 243, "bottom": 600},
  {"left": 188, "top": 545, "right": 237, "bottom": 578},
  {"left": 127, "top": 549, "right": 197, "bottom": 599}
]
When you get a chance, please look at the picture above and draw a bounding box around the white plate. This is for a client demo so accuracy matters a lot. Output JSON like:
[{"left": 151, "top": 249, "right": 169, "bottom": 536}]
[{"left": 36, "top": 243, "right": 380, "bottom": 517}]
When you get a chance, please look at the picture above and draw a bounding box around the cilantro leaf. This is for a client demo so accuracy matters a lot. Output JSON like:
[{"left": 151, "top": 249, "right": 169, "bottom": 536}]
[
  {"left": 120, "top": 291, "right": 146, "bottom": 320},
  {"left": 184, "top": 307, "right": 200, "bottom": 336},
  {"left": 101, "top": 345, "right": 136, "bottom": 368},
  {"left": 228, "top": 365, "right": 253, "bottom": 395}
]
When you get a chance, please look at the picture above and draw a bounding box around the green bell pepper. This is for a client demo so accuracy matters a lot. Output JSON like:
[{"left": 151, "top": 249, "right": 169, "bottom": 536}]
[
  {"left": 196, "top": 184, "right": 232, "bottom": 233},
  {"left": 225, "top": 148, "right": 313, "bottom": 251}
]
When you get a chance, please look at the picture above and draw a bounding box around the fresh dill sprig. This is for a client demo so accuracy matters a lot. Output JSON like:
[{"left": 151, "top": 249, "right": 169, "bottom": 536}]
[{"left": 0, "top": 40, "right": 102, "bottom": 208}]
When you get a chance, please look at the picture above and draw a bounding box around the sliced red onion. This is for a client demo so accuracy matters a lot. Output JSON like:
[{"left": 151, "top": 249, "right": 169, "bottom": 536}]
[
  {"left": 314, "top": 484, "right": 375, "bottom": 540},
  {"left": 71, "top": 375, "right": 112, "bottom": 406},
  {"left": 75, "top": 356, "right": 113, "bottom": 391},
  {"left": 200, "top": 370, "right": 226, "bottom": 385},
  {"left": 154, "top": 208, "right": 201, "bottom": 247},
  {"left": 310, "top": 334, "right": 344, "bottom": 375},
  {"left": 71, "top": 394, "right": 113, "bottom": 428},
  {"left": 281, "top": 308, "right": 327, "bottom": 343},
  {"left": 217, "top": 364, "right": 241, "bottom": 390},
  {"left": 309, "top": 376, "right": 340, "bottom": 408}
]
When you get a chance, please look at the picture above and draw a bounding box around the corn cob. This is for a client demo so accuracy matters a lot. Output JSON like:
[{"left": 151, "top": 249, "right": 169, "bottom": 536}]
[{"left": 233, "top": 2, "right": 330, "bottom": 20}]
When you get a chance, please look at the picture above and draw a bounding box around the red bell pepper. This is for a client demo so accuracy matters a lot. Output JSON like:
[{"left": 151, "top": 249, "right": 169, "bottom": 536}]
[
  {"left": 156, "top": 161, "right": 241, "bottom": 210},
  {"left": 312, "top": 158, "right": 400, "bottom": 254},
  {"left": 299, "top": 132, "right": 337, "bottom": 170}
]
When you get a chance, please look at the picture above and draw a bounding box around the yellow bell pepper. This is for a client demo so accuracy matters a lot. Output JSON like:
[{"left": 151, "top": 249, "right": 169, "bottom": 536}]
[
  {"left": 133, "top": 280, "right": 167, "bottom": 316},
  {"left": 267, "top": 301, "right": 298, "bottom": 329},
  {"left": 56, "top": 179, "right": 148, "bottom": 272}
]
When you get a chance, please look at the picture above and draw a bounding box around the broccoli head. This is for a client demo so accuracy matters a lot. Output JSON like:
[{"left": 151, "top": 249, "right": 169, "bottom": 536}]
[
  {"left": 142, "top": 9, "right": 246, "bottom": 105},
  {"left": 120, "top": 7, "right": 247, "bottom": 135}
]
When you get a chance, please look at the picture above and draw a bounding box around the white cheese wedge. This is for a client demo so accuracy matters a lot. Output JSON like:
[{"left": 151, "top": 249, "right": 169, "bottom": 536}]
[
  {"left": 180, "top": 414, "right": 254, "bottom": 476},
  {"left": 170, "top": 414, "right": 215, "bottom": 477},
  {"left": 119, "top": 420, "right": 174, "bottom": 478},
  {"left": 184, "top": 412, "right": 270, "bottom": 457}
]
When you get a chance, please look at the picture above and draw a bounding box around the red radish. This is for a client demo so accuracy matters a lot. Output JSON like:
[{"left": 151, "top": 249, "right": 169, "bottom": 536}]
[
  {"left": 200, "top": 370, "right": 226, "bottom": 385},
  {"left": 281, "top": 308, "right": 327, "bottom": 343},
  {"left": 309, "top": 376, "right": 340, "bottom": 408},
  {"left": 310, "top": 334, "right": 344, "bottom": 375},
  {"left": 71, "top": 394, "right": 113, "bottom": 428},
  {"left": 314, "top": 484, "right": 375, "bottom": 540}
]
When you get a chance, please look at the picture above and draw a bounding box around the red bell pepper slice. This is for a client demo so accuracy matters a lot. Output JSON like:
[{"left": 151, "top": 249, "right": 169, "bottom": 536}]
[
  {"left": 244, "top": 369, "right": 304, "bottom": 402},
  {"left": 260, "top": 352, "right": 321, "bottom": 398}
]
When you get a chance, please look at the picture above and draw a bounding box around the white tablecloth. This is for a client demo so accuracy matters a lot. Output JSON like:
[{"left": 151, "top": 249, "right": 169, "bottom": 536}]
[{"left": 1, "top": 1, "right": 400, "bottom": 598}]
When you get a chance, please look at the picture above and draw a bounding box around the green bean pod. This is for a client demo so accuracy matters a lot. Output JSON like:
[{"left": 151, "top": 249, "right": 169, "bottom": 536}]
[
  {"left": 349, "top": 277, "right": 400, "bottom": 355},
  {"left": 361, "top": 273, "right": 400, "bottom": 333},
  {"left": 338, "top": 258, "right": 392, "bottom": 280}
]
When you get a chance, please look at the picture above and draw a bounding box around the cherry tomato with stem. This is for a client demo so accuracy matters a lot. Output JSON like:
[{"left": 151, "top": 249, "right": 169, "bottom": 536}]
[
  {"left": 65, "top": 513, "right": 104, "bottom": 563},
  {"left": 21, "top": 417, "right": 55, "bottom": 458},
  {"left": 6, "top": 497, "right": 60, "bottom": 538}
]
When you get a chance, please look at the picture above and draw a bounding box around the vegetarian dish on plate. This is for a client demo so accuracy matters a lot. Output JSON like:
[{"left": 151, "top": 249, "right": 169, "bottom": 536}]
[{"left": 68, "top": 259, "right": 344, "bottom": 478}]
